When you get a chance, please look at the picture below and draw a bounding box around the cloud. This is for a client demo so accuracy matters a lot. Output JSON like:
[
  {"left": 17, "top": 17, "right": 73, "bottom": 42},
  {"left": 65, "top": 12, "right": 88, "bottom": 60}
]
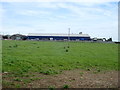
[
  {"left": 16, "top": 9, "right": 51, "bottom": 16},
  {"left": 18, "top": 10, "right": 38, "bottom": 16},
  {"left": 0, "top": 5, "right": 5, "bottom": 18},
  {"left": 54, "top": 2, "right": 116, "bottom": 19},
  {"left": 0, "top": 4, "right": 5, "bottom": 30},
  {"left": 56, "top": 15, "right": 66, "bottom": 19},
  {"left": 0, "top": 8, "right": 4, "bottom": 14},
  {"left": 0, "top": 0, "right": 119, "bottom": 3},
  {"left": 1, "top": 2, "right": 118, "bottom": 41},
  {"left": 36, "top": 2, "right": 58, "bottom": 9},
  {"left": 3, "top": 2, "right": 117, "bottom": 18}
]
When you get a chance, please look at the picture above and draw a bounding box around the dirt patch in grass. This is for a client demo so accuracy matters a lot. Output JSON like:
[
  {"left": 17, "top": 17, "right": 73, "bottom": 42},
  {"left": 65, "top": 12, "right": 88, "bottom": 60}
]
[{"left": 2, "top": 69, "right": 118, "bottom": 88}]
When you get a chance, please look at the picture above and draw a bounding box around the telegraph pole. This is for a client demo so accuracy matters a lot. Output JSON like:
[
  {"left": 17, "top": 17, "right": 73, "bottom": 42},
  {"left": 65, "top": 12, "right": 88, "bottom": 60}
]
[
  {"left": 64, "top": 28, "right": 70, "bottom": 52},
  {"left": 68, "top": 28, "right": 70, "bottom": 41},
  {"left": 68, "top": 28, "right": 70, "bottom": 48}
]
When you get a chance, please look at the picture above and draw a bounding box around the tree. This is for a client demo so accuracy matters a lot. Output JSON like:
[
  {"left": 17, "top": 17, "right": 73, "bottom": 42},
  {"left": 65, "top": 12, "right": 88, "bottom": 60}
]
[{"left": 107, "top": 38, "right": 112, "bottom": 41}]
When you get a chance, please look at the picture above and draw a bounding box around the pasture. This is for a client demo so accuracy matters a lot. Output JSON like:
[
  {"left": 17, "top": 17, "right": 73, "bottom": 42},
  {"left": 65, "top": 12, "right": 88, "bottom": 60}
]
[{"left": 2, "top": 40, "right": 118, "bottom": 88}]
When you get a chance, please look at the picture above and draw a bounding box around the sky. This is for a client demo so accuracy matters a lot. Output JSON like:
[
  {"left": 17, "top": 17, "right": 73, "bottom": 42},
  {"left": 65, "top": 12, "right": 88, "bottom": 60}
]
[{"left": 0, "top": 0, "right": 119, "bottom": 41}]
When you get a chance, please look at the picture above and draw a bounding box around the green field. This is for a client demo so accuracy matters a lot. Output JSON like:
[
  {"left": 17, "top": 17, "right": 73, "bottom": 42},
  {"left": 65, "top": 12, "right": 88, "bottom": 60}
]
[{"left": 2, "top": 40, "right": 118, "bottom": 76}]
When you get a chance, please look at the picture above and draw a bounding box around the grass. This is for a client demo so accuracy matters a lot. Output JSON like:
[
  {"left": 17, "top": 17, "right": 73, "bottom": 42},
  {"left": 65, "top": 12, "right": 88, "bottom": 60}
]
[{"left": 2, "top": 40, "right": 118, "bottom": 77}]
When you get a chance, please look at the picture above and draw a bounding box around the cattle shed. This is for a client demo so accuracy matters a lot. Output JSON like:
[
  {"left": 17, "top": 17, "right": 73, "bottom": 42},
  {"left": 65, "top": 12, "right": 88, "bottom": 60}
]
[{"left": 27, "top": 33, "right": 91, "bottom": 41}]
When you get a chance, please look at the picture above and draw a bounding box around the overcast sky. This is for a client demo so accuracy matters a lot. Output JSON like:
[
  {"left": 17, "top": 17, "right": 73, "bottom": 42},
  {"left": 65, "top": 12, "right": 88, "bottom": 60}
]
[{"left": 0, "top": 0, "right": 118, "bottom": 41}]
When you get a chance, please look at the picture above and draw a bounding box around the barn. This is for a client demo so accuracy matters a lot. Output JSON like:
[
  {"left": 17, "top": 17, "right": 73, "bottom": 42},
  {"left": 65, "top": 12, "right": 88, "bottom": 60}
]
[{"left": 27, "top": 33, "right": 91, "bottom": 41}]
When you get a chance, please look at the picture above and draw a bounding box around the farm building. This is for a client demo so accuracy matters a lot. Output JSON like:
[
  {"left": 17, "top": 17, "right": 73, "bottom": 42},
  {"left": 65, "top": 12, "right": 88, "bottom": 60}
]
[{"left": 27, "top": 33, "right": 91, "bottom": 41}]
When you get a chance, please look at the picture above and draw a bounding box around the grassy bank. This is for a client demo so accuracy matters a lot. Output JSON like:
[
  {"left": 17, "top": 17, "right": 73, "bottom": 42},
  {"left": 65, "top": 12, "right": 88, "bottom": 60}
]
[{"left": 2, "top": 40, "right": 118, "bottom": 76}]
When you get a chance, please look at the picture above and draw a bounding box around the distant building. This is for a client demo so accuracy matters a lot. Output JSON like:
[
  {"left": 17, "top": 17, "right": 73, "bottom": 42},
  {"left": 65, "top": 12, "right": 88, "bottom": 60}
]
[
  {"left": 91, "top": 37, "right": 112, "bottom": 42},
  {"left": 27, "top": 33, "right": 91, "bottom": 41},
  {"left": 10, "top": 34, "right": 27, "bottom": 40},
  {"left": 92, "top": 38, "right": 103, "bottom": 42}
]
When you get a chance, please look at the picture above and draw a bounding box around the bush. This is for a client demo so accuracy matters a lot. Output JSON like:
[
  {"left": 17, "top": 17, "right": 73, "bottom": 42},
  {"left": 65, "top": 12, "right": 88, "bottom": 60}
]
[
  {"left": 13, "top": 78, "right": 22, "bottom": 82},
  {"left": 13, "top": 44, "right": 18, "bottom": 48},
  {"left": 65, "top": 49, "right": 68, "bottom": 52},
  {"left": 48, "top": 86, "right": 55, "bottom": 90},
  {"left": 63, "top": 84, "right": 69, "bottom": 89},
  {"left": 67, "top": 46, "right": 70, "bottom": 48},
  {"left": 40, "top": 69, "right": 59, "bottom": 75},
  {"left": 9, "top": 46, "right": 12, "bottom": 48}
]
